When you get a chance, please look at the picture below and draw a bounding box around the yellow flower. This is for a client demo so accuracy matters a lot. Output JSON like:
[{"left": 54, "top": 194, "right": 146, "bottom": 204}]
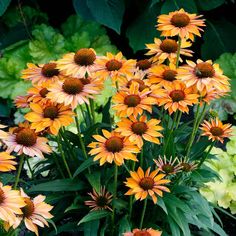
[
  {"left": 146, "top": 38, "right": 193, "bottom": 64},
  {"left": 112, "top": 82, "right": 156, "bottom": 117},
  {"left": 157, "top": 8, "right": 205, "bottom": 40},
  {"left": 95, "top": 52, "right": 136, "bottom": 83},
  {"left": 124, "top": 228, "right": 162, "bottom": 236},
  {"left": 27, "top": 84, "right": 50, "bottom": 105},
  {"left": 125, "top": 167, "right": 170, "bottom": 204},
  {"left": 25, "top": 102, "right": 74, "bottom": 135},
  {"left": 0, "top": 152, "right": 17, "bottom": 172},
  {"left": 56, "top": 48, "right": 100, "bottom": 78},
  {"left": 14, "top": 95, "right": 30, "bottom": 108},
  {"left": 200, "top": 118, "right": 232, "bottom": 143},
  {"left": 178, "top": 59, "right": 230, "bottom": 92},
  {"left": 88, "top": 130, "right": 139, "bottom": 166},
  {"left": 156, "top": 81, "right": 199, "bottom": 114},
  {"left": 0, "top": 182, "right": 25, "bottom": 227},
  {"left": 116, "top": 115, "right": 163, "bottom": 148},
  {"left": 22, "top": 62, "right": 62, "bottom": 85}
]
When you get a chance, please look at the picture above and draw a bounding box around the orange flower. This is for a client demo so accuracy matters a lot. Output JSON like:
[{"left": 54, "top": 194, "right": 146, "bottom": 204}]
[
  {"left": 56, "top": 48, "right": 100, "bottom": 78},
  {"left": 125, "top": 167, "right": 170, "bottom": 204},
  {"left": 88, "top": 130, "right": 139, "bottom": 166},
  {"left": 0, "top": 126, "right": 51, "bottom": 158},
  {"left": 85, "top": 186, "right": 113, "bottom": 212},
  {"left": 146, "top": 38, "right": 193, "bottom": 64},
  {"left": 112, "top": 82, "right": 156, "bottom": 117},
  {"left": 25, "top": 102, "right": 74, "bottom": 135},
  {"left": 95, "top": 52, "right": 136, "bottom": 83},
  {"left": 124, "top": 228, "right": 162, "bottom": 236},
  {"left": 22, "top": 62, "right": 62, "bottom": 85},
  {"left": 16, "top": 189, "right": 53, "bottom": 236},
  {"left": 27, "top": 84, "right": 50, "bottom": 105},
  {"left": 156, "top": 81, "right": 199, "bottom": 114},
  {"left": 0, "top": 152, "right": 17, "bottom": 172},
  {"left": 47, "top": 77, "right": 102, "bottom": 109},
  {"left": 14, "top": 95, "right": 30, "bottom": 108},
  {"left": 157, "top": 8, "right": 205, "bottom": 40},
  {"left": 136, "top": 59, "right": 153, "bottom": 74},
  {"left": 200, "top": 118, "right": 232, "bottom": 143},
  {"left": 116, "top": 115, "right": 163, "bottom": 148},
  {"left": 148, "top": 63, "right": 180, "bottom": 87},
  {"left": 0, "top": 182, "right": 25, "bottom": 227}
]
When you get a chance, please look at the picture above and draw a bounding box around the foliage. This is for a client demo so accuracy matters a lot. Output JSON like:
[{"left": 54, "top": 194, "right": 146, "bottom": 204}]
[{"left": 200, "top": 127, "right": 236, "bottom": 214}]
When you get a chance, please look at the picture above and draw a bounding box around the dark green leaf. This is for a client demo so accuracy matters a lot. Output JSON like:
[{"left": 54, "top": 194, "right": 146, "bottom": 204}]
[
  {"left": 118, "top": 215, "right": 131, "bottom": 235},
  {"left": 157, "top": 197, "right": 168, "bottom": 215},
  {"left": 195, "top": 0, "right": 225, "bottom": 11},
  {"left": 0, "top": 0, "right": 11, "bottom": 16},
  {"left": 73, "top": 157, "right": 96, "bottom": 178},
  {"left": 161, "top": 0, "right": 197, "bottom": 13},
  {"left": 85, "top": 171, "right": 101, "bottom": 192},
  {"left": 28, "top": 179, "right": 85, "bottom": 192},
  {"left": 84, "top": 220, "right": 99, "bottom": 236},
  {"left": 126, "top": 3, "right": 161, "bottom": 52},
  {"left": 78, "top": 210, "right": 110, "bottom": 225},
  {"left": 202, "top": 19, "right": 236, "bottom": 60}
]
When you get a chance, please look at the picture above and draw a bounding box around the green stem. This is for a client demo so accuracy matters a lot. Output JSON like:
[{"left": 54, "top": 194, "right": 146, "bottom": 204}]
[
  {"left": 175, "top": 111, "right": 182, "bottom": 129},
  {"left": 129, "top": 196, "right": 133, "bottom": 221},
  {"left": 176, "top": 36, "right": 182, "bottom": 68},
  {"left": 52, "top": 152, "right": 65, "bottom": 178},
  {"left": 89, "top": 99, "right": 96, "bottom": 124},
  {"left": 185, "top": 104, "right": 201, "bottom": 157},
  {"left": 13, "top": 155, "right": 25, "bottom": 189},
  {"left": 112, "top": 165, "right": 118, "bottom": 235},
  {"left": 85, "top": 103, "right": 93, "bottom": 125},
  {"left": 139, "top": 198, "right": 148, "bottom": 228},
  {"left": 140, "top": 148, "right": 144, "bottom": 168},
  {"left": 198, "top": 141, "right": 216, "bottom": 168},
  {"left": 26, "top": 157, "right": 33, "bottom": 179},
  {"left": 79, "top": 105, "right": 87, "bottom": 126},
  {"left": 56, "top": 135, "right": 72, "bottom": 179}
]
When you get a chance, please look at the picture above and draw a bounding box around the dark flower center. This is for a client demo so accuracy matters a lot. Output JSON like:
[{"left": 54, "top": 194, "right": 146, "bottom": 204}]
[
  {"left": 194, "top": 62, "right": 215, "bottom": 78},
  {"left": 162, "top": 69, "right": 177, "bottom": 81},
  {"left": 160, "top": 39, "right": 178, "bottom": 53},
  {"left": 80, "top": 78, "right": 90, "bottom": 85},
  {"left": 0, "top": 189, "right": 5, "bottom": 205},
  {"left": 127, "top": 79, "right": 147, "bottom": 92},
  {"left": 22, "top": 198, "right": 34, "bottom": 218},
  {"left": 162, "top": 164, "right": 174, "bottom": 174},
  {"left": 43, "top": 106, "right": 59, "bottom": 120},
  {"left": 131, "top": 122, "right": 148, "bottom": 135},
  {"left": 139, "top": 177, "right": 154, "bottom": 190},
  {"left": 136, "top": 59, "right": 152, "bottom": 70},
  {"left": 169, "top": 90, "right": 185, "bottom": 102},
  {"left": 96, "top": 196, "right": 108, "bottom": 207},
  {"left": 39, "top": 88, "right": 49, "bottom": 98},
  {"left": 105, "top": 136, "right": 124, "bottom": 153},
  {"left": 181, "top": 163, "right": 192, "bottom": 172},
  {"left": 62, "top": 78, "right": 84, "bottom": 95},
  {"left": 210, "top": 127, "right": 224, "bottom": 136},
  {"left": 124, "top": 95, "right": 141, "bottom": 107},
  {"left": 41, "top": 63, "right": 59, "bottom": 77},
  {"left": 134, "top": 231, "right": 151, "bottom": 236},
  {"left": 106, "top": 59, "right": 122, "bottom": 71},
  {"left": 74, "top": 48, "right": 96, "bottom": 66},
  {"left": 171, "top": 13, "right": 190, "bottom": 27},
  {"left": 16, "top": 128, "right": 37, "bottom": 147}
]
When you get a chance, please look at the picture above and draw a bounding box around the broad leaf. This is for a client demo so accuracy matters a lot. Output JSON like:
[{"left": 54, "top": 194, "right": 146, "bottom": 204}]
[
  {"left": 0, "top": 0, "right": 11, "bottom": 16},
  {"left": 161, "top": 0, "right": 197, "bottom": 13},
  {"left": 78, "top": 210, "right": 110, "bottom": 225},
  {"left": 195, "top": 0, "right": 225, "bottom": 11}
]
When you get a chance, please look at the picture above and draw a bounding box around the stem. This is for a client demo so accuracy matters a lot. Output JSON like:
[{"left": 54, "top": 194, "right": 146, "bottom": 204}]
[
  {"left": 85, "top": 103, "right": 92, "bottom": 125},
  {"left": 79, "top": 105, "right": 87, "bottom": 126},
  {"left": 163, "top": 111, "right": 178, "bottom": 154},
  {"left": 13, "top": 155, "right": 25, "bottom": 189},
  {"left": 112, "top": 165, "right": 118, "bottom": 235},
  {"left": 176, "top": 36, "right": 182, "bottom": 68},
  {"left": 140, "top": 148, "right": 144, "bottom": 168},
  {"left": 56, "top": 135, "right": 72, "bottom": 179},
  {"left": 129, "top": 196, "right": 133, "bottom": 221},
  {"left": 198, "top": 141, "right": 216, "bottom": 168},
  {"left": 139, "top": 198, "right": 148, "bottom": 228},
  {"left": 52, "top": 152, "right": 65, "bottom": 178},
  {"left": 185, "top": 104, "right": 201, "bottom": 158},
  {"left": 175, "top": 111, "right": 182, "bottom": 129},
  {"left": 89, "top": 99, "right": 96, "bottom": 124},
  {"left": 26, "top": 157, "right": 33, "bottom": 179}
]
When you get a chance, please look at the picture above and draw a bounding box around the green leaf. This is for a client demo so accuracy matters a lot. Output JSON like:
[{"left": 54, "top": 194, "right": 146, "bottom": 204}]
[
  {"left": 157, "top": 197, "right": 168, "bottom": 215},
  {"left": 118, "top": 215, "right": 131, "bottom": 235},
  {"left": 29, "top": 24, "right": 66, "bottom": 63},
  {"left": 202, "top": 19, "right": 236, "bottom": 60},
  {"left": 85, "top": 171, "right": 101, "bottom": 192},
  {"left": 126, "top": 3, "right": 161, "bottom": 52},
  {"left": 84, "top": 220, "right": 99, "bottom": 236},
  {"left": 195, "top": 0, "right": 225, "bottom": 11},
  {"left": 161, "top": 0, "right": 197, "bottom": 14},
  {"left": 28, "top": 179, "right": 85, "bottom": 192},
  {"left": 0, "top": 0, "right": 11, "bottom": 16},
  {"left": 78, "top": 210, "right": 110, "bottom": 225},
  {"left": 73, "top": 157, "right": 96, "bottom": 178},
  {"left": 75, "top": 0, "right": 125, "bottom": 34}
]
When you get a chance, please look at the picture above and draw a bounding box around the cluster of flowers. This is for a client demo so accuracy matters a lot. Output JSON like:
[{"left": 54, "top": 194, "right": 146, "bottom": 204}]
[{"left": 0, "top": 8, "right": 233, "bottom": 235}]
